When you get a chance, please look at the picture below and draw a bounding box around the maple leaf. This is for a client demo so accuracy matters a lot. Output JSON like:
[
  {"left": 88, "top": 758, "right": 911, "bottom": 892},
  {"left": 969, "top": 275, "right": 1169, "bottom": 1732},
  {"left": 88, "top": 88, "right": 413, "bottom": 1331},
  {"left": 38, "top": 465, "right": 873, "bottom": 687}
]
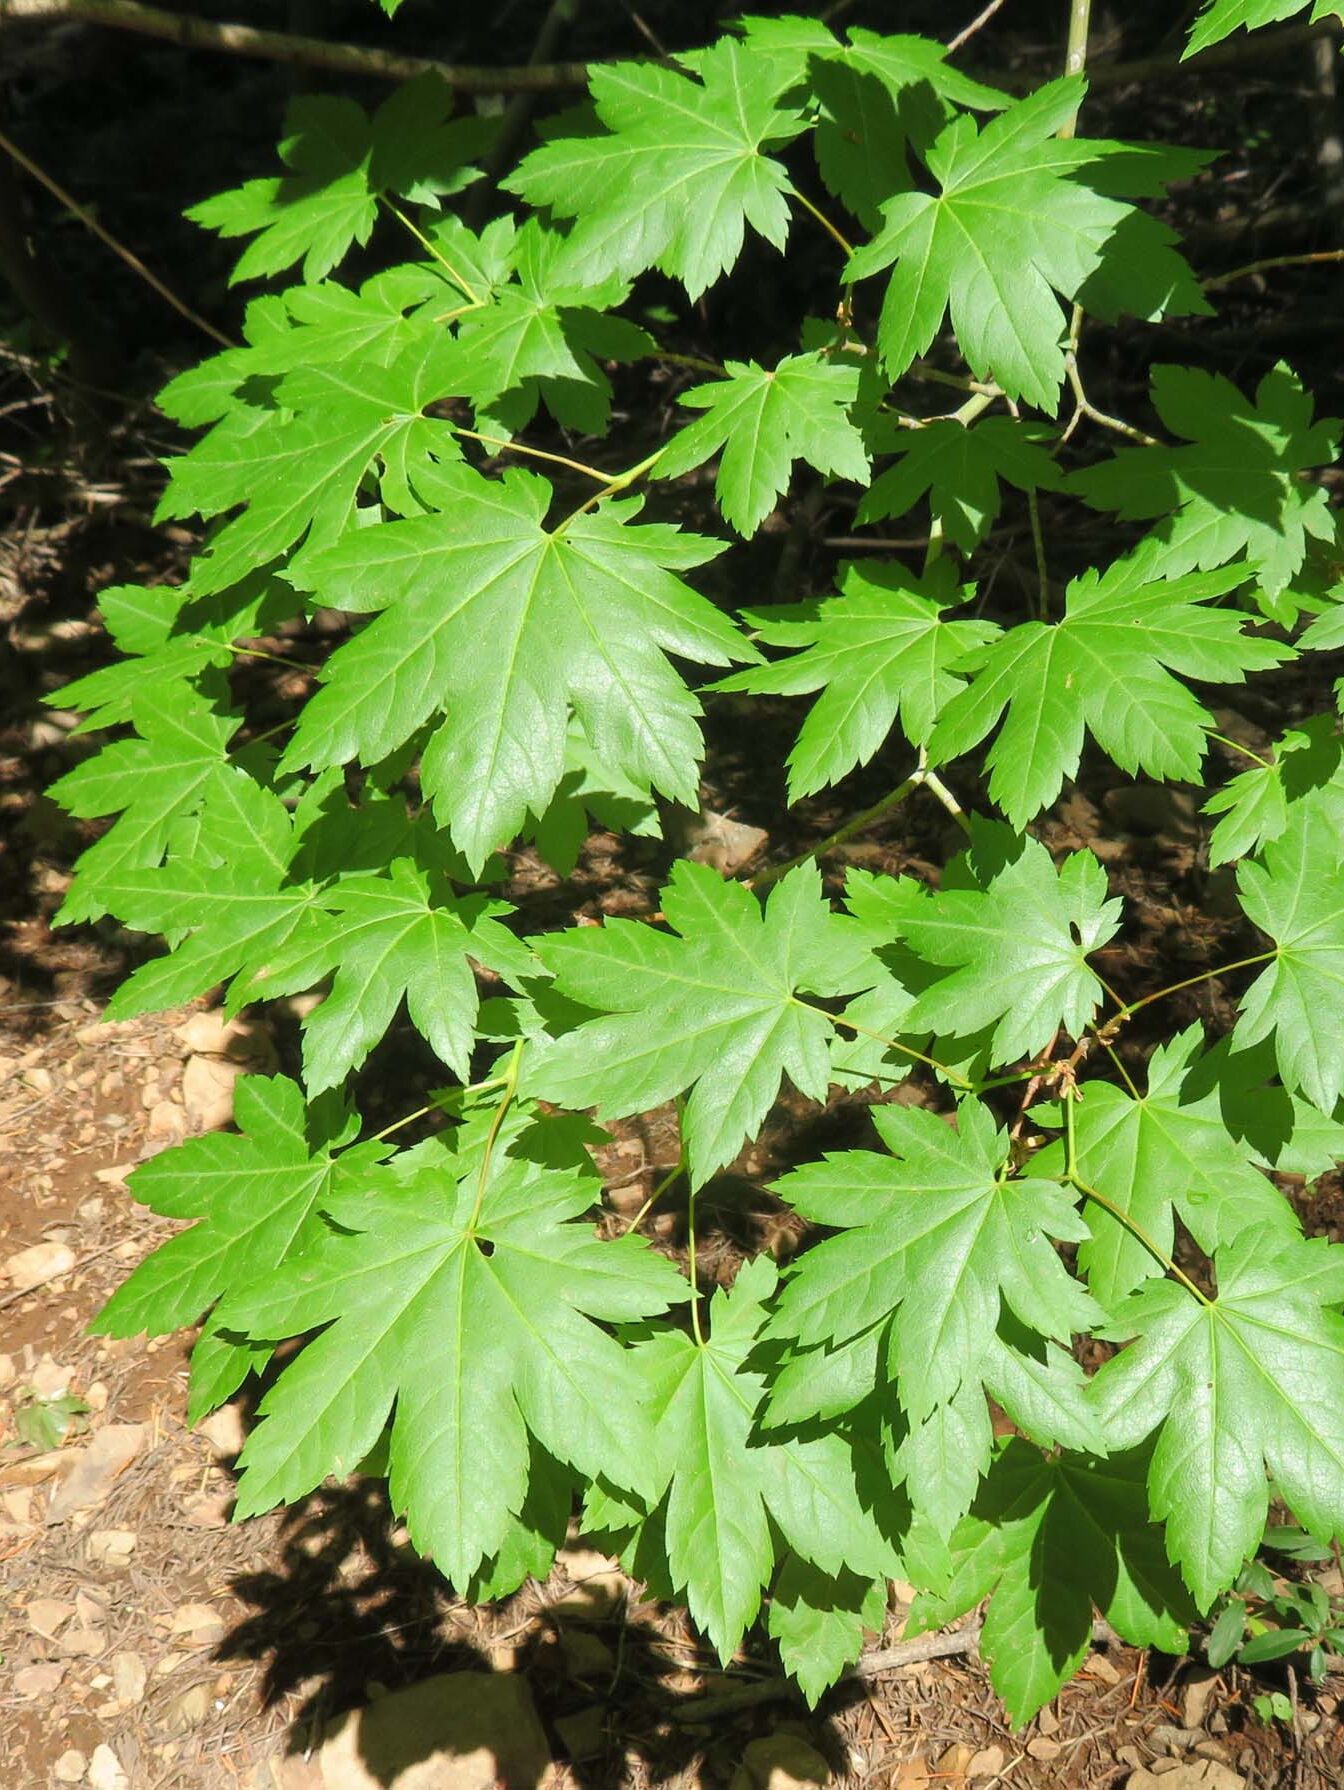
[
  {"left": 622, "top": 1256, "right": 898, "bottom": 1662},
  {"left": 895, "top": 834, "right": 1122, "bottom": 1064},
  {"left": 505, "top": 40, "right": 807, "bottom": 298},
  {"left": 451, "top": 220, "right": 653, "bottom": 435},
  {"left": 523, "top": 718, "right": 661, "bottom": 878},
  {"left": 1069, "top": 364, "right": 1340, "bottom": 597},
  {"left": 188, "top": 77, "right": 494, "bottom": 285},
  {"left": 216, "top": 1110, "right": 686, "bottom": 1586},
  {"left": 1203, "top": 717, "right": 1344, "bottom": 866},
  {"left": 769, "top": 1099, "right": 1101, "bottom": 1420},
  {"left": 1033, "top": 1025, "right": 1300, "bottom": 1307},
  {"left": 1091, "top": 1234, "right": 1344, "bottom": 1607},
  {"left": 92, "top": 772, "right": 324, "bottom": 1025},
  {"left": 244, "top": 856, "right": 534, "bottom": 1093},
  {"left": 715, "top": 558, "right": 995, "bottom": 797},
  {"left": 907, "top": 1440, "right": 1194, "bottom": 1724},
  {"left": 1185, "top": 0, "right": 1342, "bottom": 58},
  {"left": 657, "top": 352, "right": 869, "bottom": 537},
  {"left": 52, "top": 581, "right": 278, "bottom": 733},
  {"left": 845, "top": 79, "right": 1208, "bottom": 411},
  {"left": 767, "top": 1556, "right": 886, "bottom": 1705},
  {"left": 50, "top": 684, "right": 238, "bottom": 926},
  {"left": 159, "top": 335, "right": 464, "bottom": 597},
  {"left": 525, "top": 861, "right": 880, "bottom": 1186},
  {"left": 1234, "top": 801, "right": 1344, "bottom": 1113},
  {"left": 926, "top": 545, "right": 1287, "bottom": 828},
  {"left": 283, "top": 461, "right": 747, "bottom": 872},
  {"left": 858, "top": 416, "right": 1062, "bottom": 553},
  {"left": 1180, "top": 1031, "right": 1344, "bottom": 1181},
  {"left": 91, "top": 1076, "right": 389, "bottom": 1420}
]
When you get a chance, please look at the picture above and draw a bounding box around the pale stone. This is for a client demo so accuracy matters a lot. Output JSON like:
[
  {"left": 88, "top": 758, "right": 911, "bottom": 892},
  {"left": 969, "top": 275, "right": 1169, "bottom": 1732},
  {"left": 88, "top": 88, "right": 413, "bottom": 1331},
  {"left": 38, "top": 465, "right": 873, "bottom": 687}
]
[
  {"left": 46, "top": 1425, "right": 144, "bottom": 1522},
  {"left": 53, "top": 1749, "right": 87, "bottom": 1783},
  {"left": 731, "top": 1733, "right": 832, "bottom": 1790},
  {"left": 549, "top": 1546, "right": 627, "bottom": 1619},
  {"left": 4, "top": 1240, "right": 76, "bottom": 1290},
  {"left": 314, "top": 1671, "right": 551, "bottom": 1790},
  {"left": 1124, "top": 1763, "right": 1246, "bottom": 1790},
  {"left": 88, "top": 1742, "right": 130, "bottom": 1789}
]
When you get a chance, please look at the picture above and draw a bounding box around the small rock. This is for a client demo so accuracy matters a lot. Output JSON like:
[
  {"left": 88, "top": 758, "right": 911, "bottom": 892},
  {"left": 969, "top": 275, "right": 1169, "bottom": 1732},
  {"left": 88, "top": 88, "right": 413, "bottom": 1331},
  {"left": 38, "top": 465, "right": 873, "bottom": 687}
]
[
  {"left": 86, "top": 1528, "right": 138, "bottom": 1567},
  {"left": 163, "top": 1681, "right": 213, "bottom": 1732},
  {"left": 30, "top": 1354, "right": 72, "bottom": 1399},
  {"left": 550, "top": 1546, "right": 627, "bottom": 1619},
  {"left": 1151, "top": 1724, "right": 1202, "bottom": 1755},
  {"left": 170, "top": 1601, "right": 227, "bottom": 1646},
  {"left": 13, "top": 1661, "right": 65, "bottom": 1699},
  {"left": 53, "top": 1749, "right": 87, "bottom": 1783},
  {"left": 26, "top": 1595, "right": 75, "bottom": 1638},
  {"left": 1027, "top": 1738, "right": 1061, "bottom": 1760},
  {"left": 1182, "top": 1668, "right": 1220, "bottom": 1731},
  {"left": 146, "top": 1098, "right": 188, "bottom": 1146},
  {"left": 559, "top": 1629, "right": 615, "bottom": 1679},
  {"left": 732, "top": 1733, "right": 831, "bottom": 1790},
  {"left": 1124, "top": 1763, "right": 1246, "bottom": 1790},
  {"left": 4, "top": 1240, "right": 76, "bottom": 1290},
  {"left": 680, "top": 807, "right": 769, "bottom": 874},
  {"left": 314, "top": 1672, "right": 551, "bottom": 1790},
  {"left": 556, "top": 1706, "right": 607, "bottom": 1763},
  {"left": 180, "top": 1489, "right": 233, "bottom": 1527},
  {"left": 47, "top": 1424, "right": 144, "bottom": 1522},
  {"left": 1085, "top": 1651, "right": 1121, "bottom": 1685},
  {"left": 88, "top": 1742, "right": 130, "bottom": 1790},
  {"left": 197, "top": 1402, "right": 246, "bottom": 1458},
  {"left": 182, "top": 1053, "right": 242, "bottom": 1130},
  {"left": 112, "top": 1651, "right": 148, "bottom": 1706},
  {"left": 0, "top": 1351, "right": 15, "bottom": 1387}
]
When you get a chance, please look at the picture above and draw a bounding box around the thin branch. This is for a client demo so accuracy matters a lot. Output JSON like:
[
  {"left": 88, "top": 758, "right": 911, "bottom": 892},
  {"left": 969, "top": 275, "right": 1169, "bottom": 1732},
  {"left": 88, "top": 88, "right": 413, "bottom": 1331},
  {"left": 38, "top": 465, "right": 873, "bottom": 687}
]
[
  {"left": 4, "top": 0, "right": 1334, "bottom": 97},
  {"left": 946, "top": 0, "right": 1007, "bottom": 55},
  {"left": 1204, "top": 248, "right": 1344, "bottom": 291},
  {"left": 0, "top": 0, "right": 592, "bottom": 90},
  {"left": 1058, "top": 0, "right": 1093, "bottom": 138},
  {"left": 0, "top": 123, "right": 233, "bottom": 348}
]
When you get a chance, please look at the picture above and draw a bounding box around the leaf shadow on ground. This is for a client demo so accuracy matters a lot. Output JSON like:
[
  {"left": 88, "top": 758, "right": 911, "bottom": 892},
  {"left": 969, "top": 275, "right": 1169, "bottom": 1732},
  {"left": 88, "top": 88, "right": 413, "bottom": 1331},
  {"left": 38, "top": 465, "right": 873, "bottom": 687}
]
[{"left": 211, "top": 1471, "right": 861, "bottom": 1790}]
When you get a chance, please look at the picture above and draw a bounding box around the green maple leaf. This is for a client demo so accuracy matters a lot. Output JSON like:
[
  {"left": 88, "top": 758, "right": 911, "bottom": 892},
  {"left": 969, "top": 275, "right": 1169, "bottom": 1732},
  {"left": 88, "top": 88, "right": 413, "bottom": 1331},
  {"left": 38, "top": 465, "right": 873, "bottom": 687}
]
[
  {"left": 50, "top": 685, "right": 238, "bottom": 926},
  {"left": 1185, "top": 0, "right": 1342, "bottom": 58},
  {"left": 656, "top": 351, "right": 869, "bottom": 537},
  {"left": 732, "top": 14, "right": 1006, "bottom": 113},
  {"left": 244, "top": 856, "right": 533, "bottom": 1093},
  {"left": 858, "top": 416, "right": 1062, "bottom": 553},
  {"left": 894, "top": 834, "right": 1122, "bottom": 1064},
  {"left": 1091, "top": 1234, "right": 1344, "bottom": 1608},
  {"left": 1203, "top": 716, "right": 1344, "bottom": 866},
  {"left": 284, "top": 461, "right": 747, "bottom": 872},
  {"left": 91, "top": 1076, "right": 389, "bottom": 1420},
  {"left": 907, "top": 1440, "right": 1194, "bottom": 1724},
  {"left": 1033, "top": 1026, "right": 1300, "bottom": 1308},
  {"left": 216, "top": 1110, "right": 686, "bottom": 1586},
  {"left": 926, "top": 545, "right": 1286, "bottom": 828},
  {"left": 505, "top": 40, "right": 807, "bottom": 299},
  {"left": 1234, "top": 800, "right": 1344, "bottom": 1113},
  {"left": 54, "top": 580, "right": 284, "bottom": 732},
  {"left": 188, "top": 77, "right": 493, "bottom": 284},
  {"left": 625, "top": 1256, "right": 897, "bottom": 1662},
  {"left": 159, "top": 335, "right": 464, "bottom": 597},
  {"left": 525, "top": 860, "right": 880, "bottom": 1186},
  {"left": 91, "top": 772, "right": 325, "bottom": 1025},
  {"left": 769, "top": 1099, "right": 1101, "bottom": 1420},
  {"left": 1180, "top": 1031, "right": 1344, "bottom": 1181},
  {"left": 845, "top": 79, "right": 1208, "bottom": 411},
  {"left": 1068, "top": 364, "right": 1340, "bottom": 597},
  {"left": 768, "top": 1555, "right": 886, "bottom": 1705},
  {"left": 716, "top": 558, "right": 995, "bottom": 797},
  {"left": 451, "top": 220, "right": 653, "bottom": 435},
  {"left": 523, "top": 717, "right": 661, "bottom": 878}
]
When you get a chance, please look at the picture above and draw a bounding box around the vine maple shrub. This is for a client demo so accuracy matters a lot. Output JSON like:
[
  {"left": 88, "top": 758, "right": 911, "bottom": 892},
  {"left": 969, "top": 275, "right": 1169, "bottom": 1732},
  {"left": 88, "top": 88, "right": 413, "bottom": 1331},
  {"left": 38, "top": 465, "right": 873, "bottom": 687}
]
[{"left": 48, "top": 0, "right": 1344, "bottom": 1722}]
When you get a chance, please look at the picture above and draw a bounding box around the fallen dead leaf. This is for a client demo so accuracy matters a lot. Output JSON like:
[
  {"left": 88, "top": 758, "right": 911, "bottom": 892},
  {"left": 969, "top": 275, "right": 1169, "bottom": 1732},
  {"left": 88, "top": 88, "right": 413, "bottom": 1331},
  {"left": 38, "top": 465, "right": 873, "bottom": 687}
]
[
  {"left": 26, "top": 1595, "right": 74, "bottom": 1639},
  {"left": 86, "top": 1527, "right": 138, "bottom": 1567},
  {"left": 112, "top": 1650, "right": 148, "bottom": 1707},
  {"left": 162, "top": 1680, "right": 213, "bottom": 1732},
  {"left": 46, "top": 1423, "right": 144, "bottom": 1522},
  {"left": 29, "top": 1353, "right": 72, "bottom": 1398},
  {"left": 170, "top": 1601, "right": 227, "bottom": 1645},
  {"left": 13, "top": 1661, "right": 66, "bottom": 1699},
  {"left": 4, "top": 1239, "right": 76, "bottom": 1290}
]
